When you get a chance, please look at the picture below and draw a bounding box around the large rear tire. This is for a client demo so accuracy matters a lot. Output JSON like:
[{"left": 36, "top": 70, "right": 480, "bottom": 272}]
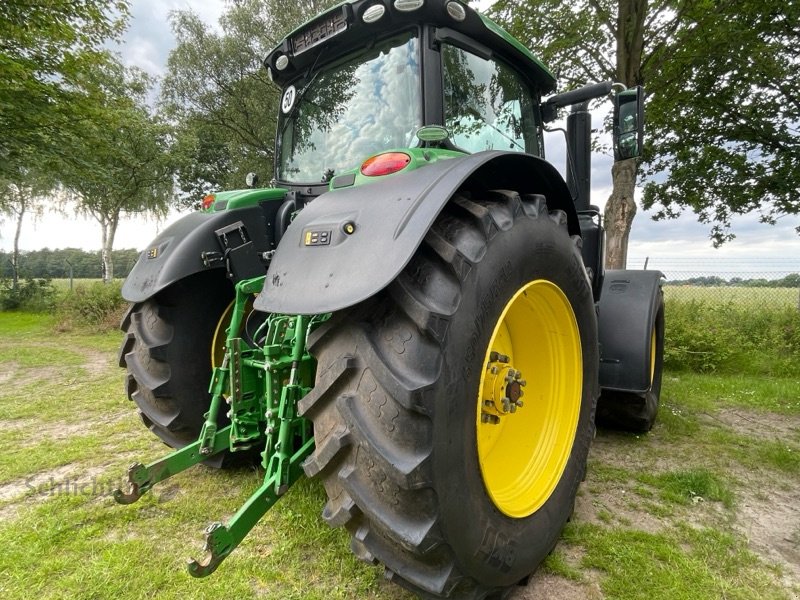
[
  {"left": 118, "top": 270, "right": 235, "bottom": 456},
  {"left": 299, "top": 191, "right": 599, "bottom": 598}
]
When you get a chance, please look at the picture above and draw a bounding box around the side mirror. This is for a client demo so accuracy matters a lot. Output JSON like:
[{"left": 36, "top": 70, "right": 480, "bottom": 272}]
[
  {"left": 613, "top": 86, "right": 644, "bottom": 161},
  {"left": 245, "top": 172, "right": 259, "bottom": 188}
]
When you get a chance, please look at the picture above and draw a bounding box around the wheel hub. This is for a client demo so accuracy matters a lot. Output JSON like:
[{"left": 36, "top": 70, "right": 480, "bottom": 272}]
[{"left": 481, "top": 354, "right": 527, "bottom": 424}]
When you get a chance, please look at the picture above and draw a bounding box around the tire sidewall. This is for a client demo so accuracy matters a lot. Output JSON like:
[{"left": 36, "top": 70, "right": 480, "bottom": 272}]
[{"left": 433, "top": 209, "right": 599, "bottom": 586}]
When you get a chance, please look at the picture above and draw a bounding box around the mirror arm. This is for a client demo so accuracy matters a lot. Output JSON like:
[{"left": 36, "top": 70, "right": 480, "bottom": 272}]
[{"left": 541, "top": 81, "right": 614, "bottom": 123}]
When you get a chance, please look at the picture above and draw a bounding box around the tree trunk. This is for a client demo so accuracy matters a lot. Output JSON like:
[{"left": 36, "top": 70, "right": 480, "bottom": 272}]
[
  {"left": 11, "top": 190, "right": 27, "bottom": 291},
  {"left": 100, "top": 213, "right": 119, "bottom": 283},
  {"left": 605, "top": 0, "right": 647, "bottom": 270},
  {"left": 604, "top": 158, "right": 638, "bottom": 269}
]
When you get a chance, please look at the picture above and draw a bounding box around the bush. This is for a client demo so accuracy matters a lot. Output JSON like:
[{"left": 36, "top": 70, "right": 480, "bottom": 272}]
[
  {"left": 0, "top": 277, "right": 57, "bottom": 312},
  {"left": 665, "top": 299, "right": 800, "bottom": 376},
  {"left": 57, "top": 280, "right": 127, "bottom": 330}
]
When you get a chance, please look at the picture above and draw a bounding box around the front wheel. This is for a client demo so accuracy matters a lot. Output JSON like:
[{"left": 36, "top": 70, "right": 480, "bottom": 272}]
[
  {"left": 299, "top": 191, "right": 599, "bottom": 598},
  {"left": 596, "top": 292, "right": 665, "bottom": 433}
]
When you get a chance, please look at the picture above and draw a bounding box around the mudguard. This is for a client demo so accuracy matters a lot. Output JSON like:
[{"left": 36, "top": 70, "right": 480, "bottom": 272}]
[
  {"left": 597, "top": 269, "right": 665, "bottom": 393},
  {"left": 256, "top": 151, "right": 578, "bottom": 315},
  {"left": 121, "top": 206, "right": 272, "bottom": 303}
]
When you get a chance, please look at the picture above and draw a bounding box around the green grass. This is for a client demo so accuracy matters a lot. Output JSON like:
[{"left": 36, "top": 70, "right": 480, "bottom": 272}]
[
  {"left": 0, "top": 312, "right": 410, "bottom": 600},
  {"left": 0, "top": 311, "right": 798, "bottom": 599},
  {"left": 561, "top": 523, "right": 785, "bottom": 600},
  {"left": 638, "top": 469, "right": 735, "bottom": 508},
  {"left": 662, "top": 372, "right": 800, "bottom": 415},
  {"left": 664, "top": 285, "right": 799, "bottom": 308}
]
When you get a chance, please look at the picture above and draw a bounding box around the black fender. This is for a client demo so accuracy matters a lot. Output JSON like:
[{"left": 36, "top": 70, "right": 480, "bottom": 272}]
[
  {"left": 597, "top": 269, "right": 665, "bottom": 393},
  {"left": 256, "top": 151, "right": 579, "bottom": 314},
  {"left": 121, "top": 206, "right": 272, "bottom": 303}
]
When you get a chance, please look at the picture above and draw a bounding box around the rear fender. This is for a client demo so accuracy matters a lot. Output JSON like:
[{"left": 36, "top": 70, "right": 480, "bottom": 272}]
[
  {"left": 256, "top": 151, "right": 578, "bottom": 314},
  {"left": 597, "top": 270, "right": 665, "bottom": 393},
  {"left": 121, "top": 206, "right": 272, "bottom": 303}
]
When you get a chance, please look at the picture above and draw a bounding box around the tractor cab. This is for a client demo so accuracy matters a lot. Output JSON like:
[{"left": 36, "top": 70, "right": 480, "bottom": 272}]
[{"left": 266, "top": 0, "right": 556, "bottom": 194}]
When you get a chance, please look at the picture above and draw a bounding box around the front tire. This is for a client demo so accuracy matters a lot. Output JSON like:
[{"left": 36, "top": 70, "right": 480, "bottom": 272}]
[
  {"left": 299, "top": 191, "right": 599, "bottom": 598},
  {"left": 596, "top": 292, "right": 665, "bottom": 433}
]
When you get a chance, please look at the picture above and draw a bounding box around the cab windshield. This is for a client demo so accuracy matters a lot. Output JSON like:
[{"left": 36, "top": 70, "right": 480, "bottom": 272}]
[{"left": 277, "top": 32, "right": 422, "bottom": 184}]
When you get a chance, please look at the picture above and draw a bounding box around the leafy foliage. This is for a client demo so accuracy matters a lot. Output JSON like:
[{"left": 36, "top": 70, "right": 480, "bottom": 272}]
[
  {"left": 665, "top": 299, "right": 800, "bottom": 375},
  {"left": 489, "top": 0, "right": 800, "bottom": 245},
  {"left": 161, "top": 0, "right": 338, "bottom": 206},
  {"left": 0, "top": 248, "right": 141, "bottom": 279},
  {"left": 58, "top": 58, "right": 173, "bottom": 281},
  {"left": 0, "top": 0, "right": 129, "bottom": 180},
  {"left": 57, "top": 280, "right": 126, "bottom": 329},
  {"left": 642, "top": 1, "right": 800, "bottom": 245},
  {"left": 0, "top": 277, "right": 56, "bottom": 311},
  {"left": 0, "top": 169, "right": 51, "bottom": 288}
]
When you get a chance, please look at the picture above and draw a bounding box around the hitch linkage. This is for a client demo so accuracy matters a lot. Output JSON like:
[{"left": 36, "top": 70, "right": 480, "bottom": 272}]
[{"left": 113, "top": 276, "right": 322, "bottom": 576}]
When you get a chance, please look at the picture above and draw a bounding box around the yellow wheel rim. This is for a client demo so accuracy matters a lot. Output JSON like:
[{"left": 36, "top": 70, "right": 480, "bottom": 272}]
[
  {"left": 211, "top": 300, "right": 236, "bottom": 368},
  {"left": 476, "top": 279, "right": 582, "bottom": 518},
  {"left": 649, "top": 325, "right": 657, "bottom": 384},
  {"left": 211, "top": 296, "right": 258, "bottom": 368}
]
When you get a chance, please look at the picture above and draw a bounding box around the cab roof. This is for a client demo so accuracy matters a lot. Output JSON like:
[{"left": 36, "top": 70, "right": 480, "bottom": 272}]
[{"left": 263, "top": 0, "right": 556, "bottom": 93}]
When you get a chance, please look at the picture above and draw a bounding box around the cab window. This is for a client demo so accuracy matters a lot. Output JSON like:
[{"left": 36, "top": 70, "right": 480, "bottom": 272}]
[{"left": 442, "top": 45, "right": 539, "bottom": 155}]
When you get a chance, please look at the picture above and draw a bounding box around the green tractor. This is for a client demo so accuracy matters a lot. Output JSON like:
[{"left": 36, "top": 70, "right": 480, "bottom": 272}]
[{"left": 115, "top": 0, "right": 664, "bottom": 597}]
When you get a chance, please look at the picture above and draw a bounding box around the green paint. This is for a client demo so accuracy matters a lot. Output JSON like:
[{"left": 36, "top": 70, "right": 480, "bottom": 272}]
[
  {"left": 204, "top": 188, "right": 288, "bottom": 213},
  {"left": 478, "top": 14, "right": 557, "bottom": 88},
  {"left": 329, "top": 147, "right": 466, "bottom": 191},
  {"left": 114, "top": 275, "right": 327, "bottom": 575}
]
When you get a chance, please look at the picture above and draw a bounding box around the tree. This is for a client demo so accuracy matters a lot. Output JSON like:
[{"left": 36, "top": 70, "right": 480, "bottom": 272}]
[
  {"left": 60, "top": 59, "right": 173, "bottom": 282},
  {"left": 641, "top": 1, "right": 800, "bottom": 246},
  {"left": 0, "top": 169, "right": 51, "bottom": 288},
  {"left": 0, "top": 0, "right": 129, "bottom": 181},
  {"left": 492, "top": 0, "right": 800, "bottom": 257},
  {"left": 490, "top": 0, "right": 694, "bottom": 268},
  {"left": 492, "top": 0, "right": 656, "bottom": 269},
  {"left": 161, "top": 0, "right": 337, "bottom": 206}
]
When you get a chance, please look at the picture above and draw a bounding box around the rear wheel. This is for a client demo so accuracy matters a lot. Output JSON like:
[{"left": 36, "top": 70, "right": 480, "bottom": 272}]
[
  {"left": 299, "top": 191, "right": 598, "bottom": 598},
  {"left": 119, "top": 270, "right": 235, "bottom": 458},
  {"left": 596, "top": 292, "right": 664, "bottom": 433}
]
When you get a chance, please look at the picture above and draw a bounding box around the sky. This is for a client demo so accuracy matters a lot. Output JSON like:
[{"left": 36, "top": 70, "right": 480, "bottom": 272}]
[{"left": 2, "top": 0, "right": 799, "bottom": 279}]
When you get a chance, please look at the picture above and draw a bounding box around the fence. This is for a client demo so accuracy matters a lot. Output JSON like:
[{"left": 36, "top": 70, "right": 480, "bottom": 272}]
[{"left": 626, "top": 257, "right": 800, "bottom": 311}]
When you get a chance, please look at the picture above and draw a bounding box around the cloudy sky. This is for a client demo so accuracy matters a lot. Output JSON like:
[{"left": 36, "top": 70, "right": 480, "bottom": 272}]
[{"left": 2, "top": 0, "right": 798, "bottom": 279}]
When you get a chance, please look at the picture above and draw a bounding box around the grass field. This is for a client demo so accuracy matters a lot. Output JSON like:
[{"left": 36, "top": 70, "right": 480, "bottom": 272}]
[
  {"left": 0, "top": 313, "right": 798, "bottom": 599},
  {"left": 663, "top": 285, "right": 800, "bottom": 308}
]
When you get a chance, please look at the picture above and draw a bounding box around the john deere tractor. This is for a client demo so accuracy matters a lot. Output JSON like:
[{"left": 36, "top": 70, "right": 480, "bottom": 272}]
[{"left": 115, "top": 1, "right": 664, "bottom": 597}]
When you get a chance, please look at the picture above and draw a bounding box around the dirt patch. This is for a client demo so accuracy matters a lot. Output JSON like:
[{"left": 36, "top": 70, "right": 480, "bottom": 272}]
[
  {"left": 512, "top": 572, "right": 604, "bottom": 600},
  {"left": 700, "top": 408, "right": 800, "bottom": 441},
  {"left": 11, "top": 409, "right": 132, "bottom": 449},
  {"left": 0, "top": 362, "right": 20, "bottom": 384},
  {"left": 0, "top": 342, "right": 114, "bottom": 386},
  {"left": 0, "top": 463, "right": 118, "bottom": 507},
  {"left": 80, "top": 348, "right": 114, "bottom": 375},
  {"left": 737, "top": 483, "right": 800, "bottom": 590},
  {"left": 0, "top": 362, "right": 66, "bottom": 386},
  {"left": 572, "top": 485, "right": 667, "bottom": 535},
  {"left": 2, "top": 418, "right": 37, "bottom": 432},
  {"left": 0, "top": 464, "right": 75, "bottom": 503}
]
